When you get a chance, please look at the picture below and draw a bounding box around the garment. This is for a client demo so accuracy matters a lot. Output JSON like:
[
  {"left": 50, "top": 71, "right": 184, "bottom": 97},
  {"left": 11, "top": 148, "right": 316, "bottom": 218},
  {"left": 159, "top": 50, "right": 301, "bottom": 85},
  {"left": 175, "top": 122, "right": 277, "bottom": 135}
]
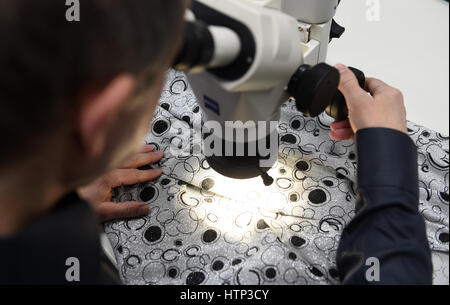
[
  {"left": 337, "top": 128, "right": 432, "bottom": 284},
  {"left": 0, "top": 193, "right": 120, "bottom": 285},
  {"left": 105, "top": 70, "right": 448, "bottom": 285}
]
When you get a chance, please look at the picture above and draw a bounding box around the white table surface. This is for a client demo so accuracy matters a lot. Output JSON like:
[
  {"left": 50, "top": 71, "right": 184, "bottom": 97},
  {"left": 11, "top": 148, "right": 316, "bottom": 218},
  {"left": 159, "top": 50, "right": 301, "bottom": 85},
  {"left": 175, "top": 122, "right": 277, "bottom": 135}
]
[{"left": 327, "top": 0, "right": 449, "bottom": 135}]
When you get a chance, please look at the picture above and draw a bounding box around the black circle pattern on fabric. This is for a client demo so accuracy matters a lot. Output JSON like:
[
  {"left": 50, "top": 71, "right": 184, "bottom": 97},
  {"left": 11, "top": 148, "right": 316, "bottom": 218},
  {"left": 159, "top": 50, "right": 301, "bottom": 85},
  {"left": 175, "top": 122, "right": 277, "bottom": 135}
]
[
  {"left": 308, "top": 189, "right": 327, "bottom": 205},
  {"left": 144, "top": 226, "right": 163, "bottom": 244},
  {"left": 202, "top": 229, "right": 218, "bottom": 243}
]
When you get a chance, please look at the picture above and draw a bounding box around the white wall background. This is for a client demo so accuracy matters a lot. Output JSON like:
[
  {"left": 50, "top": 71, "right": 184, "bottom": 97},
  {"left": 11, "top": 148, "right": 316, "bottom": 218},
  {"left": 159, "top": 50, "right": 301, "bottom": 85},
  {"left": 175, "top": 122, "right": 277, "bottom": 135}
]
[{"left": 327, "top": 0, "right": 449, "bottom": 134}]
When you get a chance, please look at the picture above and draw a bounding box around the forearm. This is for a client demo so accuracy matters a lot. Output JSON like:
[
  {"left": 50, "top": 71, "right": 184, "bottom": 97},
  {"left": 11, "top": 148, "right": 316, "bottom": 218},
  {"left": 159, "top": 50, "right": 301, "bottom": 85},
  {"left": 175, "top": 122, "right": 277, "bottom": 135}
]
[{"left": 337, "top": 128, "right": 432, "bottom": 285}]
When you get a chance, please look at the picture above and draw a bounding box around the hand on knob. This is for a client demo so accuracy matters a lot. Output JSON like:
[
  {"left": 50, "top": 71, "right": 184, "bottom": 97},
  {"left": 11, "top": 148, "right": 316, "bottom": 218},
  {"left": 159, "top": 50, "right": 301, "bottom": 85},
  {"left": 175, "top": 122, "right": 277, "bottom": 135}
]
[{"left": 330, "top": 64, "right": 408, "bottom": 141}]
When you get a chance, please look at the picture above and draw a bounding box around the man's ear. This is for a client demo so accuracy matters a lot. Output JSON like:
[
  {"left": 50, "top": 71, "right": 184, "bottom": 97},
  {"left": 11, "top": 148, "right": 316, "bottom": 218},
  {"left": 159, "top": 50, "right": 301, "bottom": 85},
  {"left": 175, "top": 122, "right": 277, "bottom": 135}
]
[{"left": 78, "top": 74, "right": 136, "bottom": 158}]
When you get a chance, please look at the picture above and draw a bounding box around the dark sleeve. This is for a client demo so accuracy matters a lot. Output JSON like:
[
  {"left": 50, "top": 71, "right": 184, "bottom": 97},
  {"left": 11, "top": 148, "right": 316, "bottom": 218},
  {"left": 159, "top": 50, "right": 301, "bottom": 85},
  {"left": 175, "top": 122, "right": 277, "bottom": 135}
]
[
  {"left": 337, "top": 128, "right": 433, "bottom": 285},
  {"left": 0, "top": 193, "right": 120, "bottom": 285}
]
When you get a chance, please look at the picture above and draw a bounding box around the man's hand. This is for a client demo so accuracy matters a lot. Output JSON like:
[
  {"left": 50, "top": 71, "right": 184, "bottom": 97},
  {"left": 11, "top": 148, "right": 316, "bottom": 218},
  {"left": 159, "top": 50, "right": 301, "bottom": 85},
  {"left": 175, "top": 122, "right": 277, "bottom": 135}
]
[
  {"left": 330, "top": 64, "right": 408, "bottom": 141},
  {"left": 77, "top": 145, "right": 163, "bottom": 222}
]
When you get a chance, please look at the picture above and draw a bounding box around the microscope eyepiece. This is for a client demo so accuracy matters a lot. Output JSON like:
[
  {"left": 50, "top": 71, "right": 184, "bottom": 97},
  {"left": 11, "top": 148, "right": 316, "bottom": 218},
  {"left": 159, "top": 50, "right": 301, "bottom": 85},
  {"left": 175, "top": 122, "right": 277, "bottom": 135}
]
[
  {"left": 173, "top": 18, "right": 242, "bottom": 74},
  {"left": 174, "top": 21, "right": 215, "bottom": 72}
]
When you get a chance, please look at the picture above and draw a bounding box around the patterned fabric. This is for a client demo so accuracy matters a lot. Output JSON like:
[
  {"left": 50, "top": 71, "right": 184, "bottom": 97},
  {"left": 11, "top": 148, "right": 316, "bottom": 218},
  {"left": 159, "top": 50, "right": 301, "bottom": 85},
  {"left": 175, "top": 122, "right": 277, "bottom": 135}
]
[{"left": 104, "top": 70, "right": 449, "bottom": 285}]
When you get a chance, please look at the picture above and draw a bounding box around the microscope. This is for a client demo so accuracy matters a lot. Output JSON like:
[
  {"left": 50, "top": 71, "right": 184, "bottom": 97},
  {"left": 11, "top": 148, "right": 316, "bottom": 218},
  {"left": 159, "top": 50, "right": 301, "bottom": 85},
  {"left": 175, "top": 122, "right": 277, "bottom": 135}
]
[{"left": 174, "top": 0, "right": 365, "bottom": 184}]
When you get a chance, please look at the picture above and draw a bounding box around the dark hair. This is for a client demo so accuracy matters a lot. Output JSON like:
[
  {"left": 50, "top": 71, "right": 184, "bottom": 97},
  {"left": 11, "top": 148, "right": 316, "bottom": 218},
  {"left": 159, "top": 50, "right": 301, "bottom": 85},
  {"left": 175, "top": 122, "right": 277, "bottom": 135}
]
[{"left": 0, "top": 0, "right": 184, "bottom": 163}]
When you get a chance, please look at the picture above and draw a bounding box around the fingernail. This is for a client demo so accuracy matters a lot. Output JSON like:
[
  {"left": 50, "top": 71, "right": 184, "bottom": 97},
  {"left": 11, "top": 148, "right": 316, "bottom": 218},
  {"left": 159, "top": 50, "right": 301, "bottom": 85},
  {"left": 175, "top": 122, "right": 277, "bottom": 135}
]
[
  {"left": 139, "top": 205, "right": 150, "bottom": 215},
  {"left": 141, "top": 145, "right": 153, "bottom": 153},
  {"left": 335, "top": 64, "right": 347, "bottom": 73},
  {"left": 156, "top": 150, "right": 164, "bottom": 157}
]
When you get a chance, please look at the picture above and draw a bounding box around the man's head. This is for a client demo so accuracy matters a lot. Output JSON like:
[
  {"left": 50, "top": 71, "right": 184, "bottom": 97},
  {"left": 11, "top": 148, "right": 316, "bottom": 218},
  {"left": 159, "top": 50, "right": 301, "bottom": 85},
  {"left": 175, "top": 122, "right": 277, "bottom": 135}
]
[{"left": 0, "top": 0, "right": 186, "bottom": 189}]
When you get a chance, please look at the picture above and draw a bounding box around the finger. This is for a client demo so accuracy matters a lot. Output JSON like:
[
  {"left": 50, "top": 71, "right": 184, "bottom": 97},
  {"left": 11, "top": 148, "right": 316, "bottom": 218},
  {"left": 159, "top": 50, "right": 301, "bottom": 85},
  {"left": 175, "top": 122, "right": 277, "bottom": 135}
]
[
  {"left": 365, "top": 77, "right": 390, "bottom": 96},
  {"left": 95, "top": 201, "right": 150, "bottom": 222},
  {"left": 329, "top": 128, "right": 355, "bottom": 141},
  {"left": 331, "top": 120, "right": 351, "bottom": 131},
  {"left": 108, "top": 168, "right": 163, "bottom": 187},
  {"left": 120, "top": 150, "right": 164, "bottom": 169},
  {"left": 138, "top": 145, "right": 155, "bottom": 153},
  {"left": 335, "top": 64, "right": 370, "bottom": 110}
]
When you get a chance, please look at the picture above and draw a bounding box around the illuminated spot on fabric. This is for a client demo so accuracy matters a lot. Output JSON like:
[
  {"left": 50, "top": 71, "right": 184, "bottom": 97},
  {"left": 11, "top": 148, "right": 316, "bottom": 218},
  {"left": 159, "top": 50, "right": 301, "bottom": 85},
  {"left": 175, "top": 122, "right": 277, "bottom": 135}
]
[{"left": 236, "top": 212, "right": 253, "bottom": 228}]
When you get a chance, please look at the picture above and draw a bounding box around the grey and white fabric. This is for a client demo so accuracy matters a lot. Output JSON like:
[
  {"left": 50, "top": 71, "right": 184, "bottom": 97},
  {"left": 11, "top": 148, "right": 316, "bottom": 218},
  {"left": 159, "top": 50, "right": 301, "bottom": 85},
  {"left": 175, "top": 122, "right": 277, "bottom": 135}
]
[{"left": 104, "top": 70, "right": 449, "bottom": 285}]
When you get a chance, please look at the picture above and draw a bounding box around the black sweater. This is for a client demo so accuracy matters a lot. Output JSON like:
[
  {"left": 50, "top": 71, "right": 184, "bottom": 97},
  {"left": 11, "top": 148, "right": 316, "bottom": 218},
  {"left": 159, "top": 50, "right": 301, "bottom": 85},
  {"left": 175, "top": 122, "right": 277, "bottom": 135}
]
[{"left": 337, "top": 128, "right": 432, "bottom": 284}]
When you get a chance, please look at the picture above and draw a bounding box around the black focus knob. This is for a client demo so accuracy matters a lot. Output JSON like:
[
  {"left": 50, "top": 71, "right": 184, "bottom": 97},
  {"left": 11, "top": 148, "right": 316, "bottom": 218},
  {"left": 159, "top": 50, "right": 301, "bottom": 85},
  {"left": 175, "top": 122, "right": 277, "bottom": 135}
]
[
  {"left": 326, "top": 67, "right": 366, "bottom": 121},
  {"left": 329, "top": 19, "right": 345, "bottom": 42},
  {"left": 287, "top": 63, "right": 340, "bottom": 118}
]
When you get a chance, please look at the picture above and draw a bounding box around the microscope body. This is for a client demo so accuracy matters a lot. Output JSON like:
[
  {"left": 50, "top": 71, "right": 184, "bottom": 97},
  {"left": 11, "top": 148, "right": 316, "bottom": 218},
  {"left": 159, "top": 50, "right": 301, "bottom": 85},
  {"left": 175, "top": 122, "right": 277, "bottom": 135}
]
[{"left": 176, "top": 0, "right": 344, "bottom": 180}]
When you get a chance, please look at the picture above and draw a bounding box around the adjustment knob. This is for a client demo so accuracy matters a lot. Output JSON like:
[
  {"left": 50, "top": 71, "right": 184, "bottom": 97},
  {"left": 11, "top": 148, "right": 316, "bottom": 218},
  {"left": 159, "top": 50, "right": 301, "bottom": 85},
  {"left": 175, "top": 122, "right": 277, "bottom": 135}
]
[
  {"left": 326, "top": 67, "right": 366, "bottom": 121},
  {"left": 329, "top": 19, "right": 345, "bottom": 42},
  {"left": 287, "top": 63, "right": 340, "bottom": 118}
]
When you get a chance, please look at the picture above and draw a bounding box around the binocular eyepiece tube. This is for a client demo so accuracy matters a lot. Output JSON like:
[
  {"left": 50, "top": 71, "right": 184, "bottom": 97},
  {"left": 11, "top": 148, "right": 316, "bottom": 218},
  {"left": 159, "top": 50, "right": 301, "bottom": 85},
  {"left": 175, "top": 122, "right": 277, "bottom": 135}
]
[{"left": 174, "top": 21, "right": 241, "bottom": 73}]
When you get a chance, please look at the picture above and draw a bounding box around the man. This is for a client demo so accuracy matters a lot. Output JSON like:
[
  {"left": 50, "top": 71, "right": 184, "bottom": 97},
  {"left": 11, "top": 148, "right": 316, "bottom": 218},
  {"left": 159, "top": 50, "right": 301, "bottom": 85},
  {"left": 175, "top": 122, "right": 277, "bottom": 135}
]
[
  {"left": 0, "top": 1, "right": 431, "bottom": 284},
  {"left": 0, "top": 0, "right": 186, "bottom": 284}
]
